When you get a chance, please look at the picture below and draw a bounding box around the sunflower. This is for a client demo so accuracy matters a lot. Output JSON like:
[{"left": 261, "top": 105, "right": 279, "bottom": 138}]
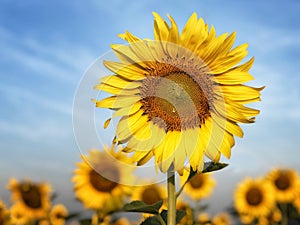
[
  {"left": 0, "top": 200, "right": 8, "bottom": 225},
  {"left": 49, "top": 204, "right": 68, "bottom": 225},
  {"left": 100, "top": 216, "right": 132, "bottom": 225},
  {"left": 234, "top": 178, "right": 275, "bottom": 218},
  {"left": 176, "top": 201, "right": 194, "bottom": 225},
  {"left": 180, "top": 168, "right": 215, "bottom": 200},
  {"left": 95, "top": 12, "right": 263, "bottom": 173},
  {"left": 197, "top": 213, "right": 211, "bottom": 224},
  {"left": 72, "top": 146, "right": 135, "bottom": 213},
  {"left": 10, "top": 203, "right": 32, "bottom": 225},
  {"left": 7, "top": 178, "right": 51, "bottom": 221},
  {"left": 238, "top": 213, "right": 254, "bottom": 225},
  {"left": 293, "top": 183, "right": 300, "bottom": 214},
  {"left": 266, "top": 168, "right": 300, "bottom": 203},
  {"left": 131, "top": 182, "right": 167, "bottom": 206},
  {"left": 211, "top": 212, "right": 232, "bottom": 225}
]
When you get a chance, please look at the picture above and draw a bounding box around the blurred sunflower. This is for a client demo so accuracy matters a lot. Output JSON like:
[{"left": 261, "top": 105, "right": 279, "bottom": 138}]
[
  {"left": 176, "top": 201, "right": 194, "bottom": 225},
  {"left": 100, "top": 216, "right": 132, "bottom": 225},
  {"left": 293, "top": 183, "right": 300, "bottom": 214},
  {"left": 212, "top": 212, "right": 232, "bottom": 225},
  {"left": 72, "top": 147, "right": 135, "bottom": 213},
  {"left": 131, "top": 182, "right": 167, "bottom": 206},
  {"left": 0, "top": 200, "right": 8, "bottom": 225},
  {"left": 10, "top": 203, "right": 32, "bottom": 225},
  {"left": 95, "top": 12, "right": 263, "bottom": 173},
  {"left": 49, "top": 204, "right": 68, "bottom": 225},
  {"left": 180, "top": 168, "right": 215, "bottom": 200},
  {"left": 266, "top": 168, "right": 300, "bottom": 203},
  {"left": 197, "top": 213, "right": 211, "bottom": 225},
  {"left": 234, "top": 178, "right": 275, "bottom": 218},
  {"left": 8, "top": 178, "right": 51, "bottom": 220},
  {"left": 238, "top": 213, "right": 254, "bottom": 225}
]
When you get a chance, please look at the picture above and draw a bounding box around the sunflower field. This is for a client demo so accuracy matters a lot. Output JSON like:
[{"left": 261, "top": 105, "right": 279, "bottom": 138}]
[
  {"left": 1, "top": 7, "right": 300, "bottom": 225},
  {"left": 1, "top": 164, "right": 300, "bottom": 225}
]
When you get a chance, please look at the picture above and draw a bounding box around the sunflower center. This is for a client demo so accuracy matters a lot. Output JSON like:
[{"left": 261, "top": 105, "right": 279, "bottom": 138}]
[
  {"left": 141, "top": 187, "right": 162, "bottom": 205},
  {"left": 55, "top": 212, "right": 66, "bottom": 219},
  {"left": 274, "top": 172, "right": 291, "bottom": 190},
  {"left": 189, "top": 173, "right": 204, "bottom": 189},
  {"left": 141, "top": 71, "right": 211, "bottom": 131},
  {"left": 89, "top": 165, "right": 120, "bottom": 193},
  {"left": 246, "top": 187, "right": 263, "bottom": 206},
  {"left": 20, "top": 183, "right": 42, "bottom": 209}
]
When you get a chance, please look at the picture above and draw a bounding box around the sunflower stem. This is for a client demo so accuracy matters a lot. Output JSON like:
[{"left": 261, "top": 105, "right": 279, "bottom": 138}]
[
  {"left": 176, "top": 178, "right": 188, "bottom": 199},
  {"left": 280, "top": 203, "right": 288, "bottom": 225},
  {"left": 167, "top": 170, "right": 176, "bottom": 225}
]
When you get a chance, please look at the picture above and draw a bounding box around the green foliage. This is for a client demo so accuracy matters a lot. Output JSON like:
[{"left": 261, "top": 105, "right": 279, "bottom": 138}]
[
  {"left": 140, "top": 209, "right": 186, "bottom": 225},
  {"left": 202, "top": 162, "right": 229, "bottom": 173},
  {"left": 121, "top": 200, "right": 163, "bottom": 214}
]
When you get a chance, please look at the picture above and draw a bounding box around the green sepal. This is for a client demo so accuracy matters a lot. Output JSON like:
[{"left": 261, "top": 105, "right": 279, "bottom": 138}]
[{"left": 202, "top": 161, "right": 228, "bottom": 173}]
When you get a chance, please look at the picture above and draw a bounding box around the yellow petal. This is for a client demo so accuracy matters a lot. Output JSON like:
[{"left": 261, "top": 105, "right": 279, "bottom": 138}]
[
  {"left": 95, "top": 95, "right": 140, "bottom": 109},
  {"left": 116, "top": 110, "right": 146, "bottom": 141},
  {"left": 211, "top": 112, "right": 244, "bottom": 138},
  {"left": 220, "top": 85, "right": 264, "bottom": 102},
  {"left": 103, "top": 61, "right": 146, "bottom": 80},
  {"left": 137, "top": 151, "right": 154, "bottom": 166},
  {"left": 152, "top": 12, "right": 170, "bottom": 41},
  {"left": 98, "top": 74, "right": 141, "bottom": 89},
  {"left": 113, "top": 102, "right": 142, "bottom": 117},
  {"left": 104, "top": 118, "right": 111, "bottom": 129},
  {"left": 215, "top": 71, "right": 254, "bottom": 85},
  {"left": 118, "top": 31, "right": 141, "bottom": 42},
  {"left": 127, "top": 122, "right": 166, "bottom": 152},
  {"left": 95, "top": 83, "right": 140, "bottom": 95}
]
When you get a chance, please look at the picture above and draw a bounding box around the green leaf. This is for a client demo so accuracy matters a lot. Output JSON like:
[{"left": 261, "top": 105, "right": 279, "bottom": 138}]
[
  {"left": 160, "top": 210, "right": 186, "bottom": 224},
  {"left": 202, "top": 161, "right": 228, "bottom": 173},
  {"left": 78, "top": 218, "right": 91, "bottom": 225},
  {"left": 121, "top": 200, "right": 163, "bottom": 214},
  {"left": 140, "top": 216, "right": 162, "bottom": 225}
]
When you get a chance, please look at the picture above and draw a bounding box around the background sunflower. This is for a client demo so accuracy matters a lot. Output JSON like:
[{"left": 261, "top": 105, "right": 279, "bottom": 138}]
[
  {"left": 7, "top": 178, "right": 51, "bottom": 221},
  {"left": 72, "top": 147, "right": 135, "bottom": 213},
  {"left": 180, "top": 168, "right": 216, "bottom": 201},
  {"left": 234, "top": 178, "right": 275, "bottom": 218},
  {"left": 266, "top": 168, "right": 300, "bottom": 203}
]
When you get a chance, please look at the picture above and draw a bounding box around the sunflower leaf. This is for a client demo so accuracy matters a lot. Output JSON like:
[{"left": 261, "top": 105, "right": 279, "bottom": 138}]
[
  {"left": 202, "top": 161, "right": 228, "bottom": 173},
  {"left": 140, "top": 216, "right": 162, "bottom": 225},
  {"left": 78, "top": 218, "right": 92, "bottom": 225},
  {"left": 160, "top": 209, "right": 186, "bottom": 224},
  {"left": 121, "top": 200, "right": 163, "bottom": 214}
]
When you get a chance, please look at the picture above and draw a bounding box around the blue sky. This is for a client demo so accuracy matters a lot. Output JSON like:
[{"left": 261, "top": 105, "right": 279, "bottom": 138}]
[{"left": 1, "top": 0, "right": 300, "bottom": 213}]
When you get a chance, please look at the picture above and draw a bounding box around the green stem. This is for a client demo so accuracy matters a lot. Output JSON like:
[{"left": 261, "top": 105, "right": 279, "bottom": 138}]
[
  {"left": 280, "top": 203, "right": 288, "bottom": 225},
  {"left": 176, "top": 178, "right": 189, "bottom": 199},
  {"left": 158, "top": 214, "right": 167, "bottom": 225},
  {"left": 167, "top": 170, "right": 176, "bottom": 225}
]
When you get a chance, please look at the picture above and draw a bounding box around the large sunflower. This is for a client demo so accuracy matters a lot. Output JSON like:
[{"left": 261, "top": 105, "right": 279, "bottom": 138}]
[
  {"left": 266, "top": 168, "right": 300, "bottom": 203},
  {"left": 234, "top": 178, "right": 275, "bottom": 218},
  {"left": 95, "top": 12, "right": 263, "bottom": 173},
  {"left": 7, "top": 178, "right": 51, "bottom": 221},
  {"left": 72, "top": 146, "right": 135, "bottom": 213},
  {"left": 180, "top": 168, "right": 215, "bottom": 200}
]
